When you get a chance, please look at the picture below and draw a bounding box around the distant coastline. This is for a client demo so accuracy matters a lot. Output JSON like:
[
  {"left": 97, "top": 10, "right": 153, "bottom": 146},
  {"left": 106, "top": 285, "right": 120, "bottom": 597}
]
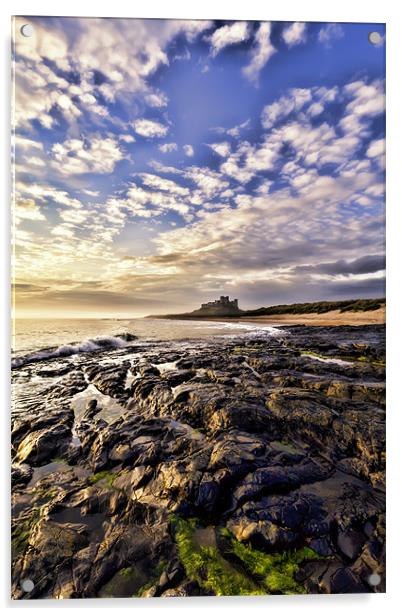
[{"left": 147, "top": 298, "right": 386, "bottom": 326}]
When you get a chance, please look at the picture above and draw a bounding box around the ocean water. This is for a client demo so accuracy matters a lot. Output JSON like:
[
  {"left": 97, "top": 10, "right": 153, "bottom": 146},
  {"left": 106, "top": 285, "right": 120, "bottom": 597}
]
[{"left": 12, "top": 318, "right": 283, "bottom": 368}]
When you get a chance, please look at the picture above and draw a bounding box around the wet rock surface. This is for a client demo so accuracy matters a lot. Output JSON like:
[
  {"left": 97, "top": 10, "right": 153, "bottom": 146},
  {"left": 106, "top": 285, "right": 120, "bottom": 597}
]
[{"left": 11, "top": 325, "right": 385, "bottom": 598}]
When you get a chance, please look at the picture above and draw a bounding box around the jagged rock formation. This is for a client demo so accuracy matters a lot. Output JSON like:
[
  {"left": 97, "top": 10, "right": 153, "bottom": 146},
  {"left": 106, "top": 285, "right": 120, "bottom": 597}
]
[{"left": 11, "top": 325, "right": 385, "bottom": 598}]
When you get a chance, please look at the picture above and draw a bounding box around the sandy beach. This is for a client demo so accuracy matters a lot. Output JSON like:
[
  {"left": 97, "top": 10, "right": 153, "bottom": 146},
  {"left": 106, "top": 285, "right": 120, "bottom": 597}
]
[{"left": 207, "top": 307, "right": 386, "bottom": 327}]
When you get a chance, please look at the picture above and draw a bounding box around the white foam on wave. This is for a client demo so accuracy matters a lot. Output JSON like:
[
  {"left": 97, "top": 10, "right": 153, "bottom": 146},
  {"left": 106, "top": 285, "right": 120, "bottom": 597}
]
[
  {"left": 301, "top": 353, "right": 353, "bottom": 366},
  {"left": 11, "top": 334, "right": 134, "bottom": 369},
  {"left": 195, "top": 321, "right": 285, "bottom": 336}
]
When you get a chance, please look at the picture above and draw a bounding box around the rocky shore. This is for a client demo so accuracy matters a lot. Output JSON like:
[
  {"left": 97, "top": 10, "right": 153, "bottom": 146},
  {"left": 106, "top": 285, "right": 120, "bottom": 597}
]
[{"left": 11, "top": 325, "right": 385, "bottom": 598}]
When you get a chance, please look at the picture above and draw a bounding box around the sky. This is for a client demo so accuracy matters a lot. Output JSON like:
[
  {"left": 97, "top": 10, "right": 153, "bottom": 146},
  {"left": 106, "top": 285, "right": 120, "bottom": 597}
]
[{"left": 12, "top": 17, "right": 385, "bottom": 318}]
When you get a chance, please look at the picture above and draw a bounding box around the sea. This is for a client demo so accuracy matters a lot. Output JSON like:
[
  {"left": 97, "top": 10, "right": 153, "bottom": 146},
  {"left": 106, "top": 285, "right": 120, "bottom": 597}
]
[{"left": 11, "top": 318, "right": 283, "bottom": 369}]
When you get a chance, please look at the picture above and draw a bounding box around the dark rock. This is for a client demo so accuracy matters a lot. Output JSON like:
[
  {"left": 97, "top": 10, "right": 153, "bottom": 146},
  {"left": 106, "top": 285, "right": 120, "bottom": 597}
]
[
  {"left": 83, "top": 399, "right": 99, "bottom": 420},
  {"left": 337, "top": 528, "right": 366, "bottom": 560},
  {"left": 11, "top": 463, "right": 33, "bottom": 487},
  {"left": 321, "top": 565, "right": 369, "bottom": 594},
  {"left": 16, "top": 423, "right": 72, "bottom": 465}
]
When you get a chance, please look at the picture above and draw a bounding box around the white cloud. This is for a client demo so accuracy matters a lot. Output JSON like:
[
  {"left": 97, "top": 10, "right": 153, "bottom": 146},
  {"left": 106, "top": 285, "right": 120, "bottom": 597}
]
[
  {"left": 14, "top": 198, "right": 46, "bottom": 224},
  {"left": 221, "top": 137, "right": 281, "bottom": 184},
  {"left": 145, "top": 92, "right": 169, "bottom": 107},
  {"left": 209, "top": 21, "right": 250, "bottom": 57},
  {"left": 119, "top": 134, "right": 135, "bottom": 143},
  {"left": 139, "top": 173, "right": 189, "bottom": 196},
  {"left": 366, "top": 138, "right": 385, "bottom": 169},
  {"left": 207, "top": 142, "right": 231, "bottom": 157},
  {"left": 227, "top": 119, "right": 251, "bottom": 137},
  {"left": 307, "top": 102, "right": 324, "bottom": 117},
  {"left": 51, "top": 136, "right": 124, "bottom": 175},
  {"left": 59, "top": 208, "right": 88, "bottom": 224},
  {"left": 111, "top": 182, "right": 191, "bottom": 219},
  {"left": 16, "top": 182, "right": 83, "bottom": 209},
  {"left": 212, "top": 119, "right": 251, "bottom": 139},
  {"left": 12, "top": 136, "right": 44, "bottom": 151},
  {"left": 318, "top": 23, "right": 344, "bottom": 48},
  {"left": 158, "top": 142, "right": 178, "bottom": 153},
  {"left": 51, "top": 224, "right": 75, "bottom": 239},
  {"left": 132, "top": 118, "right": 169, "bottom": 138},
  {"left": 255, "top": 180, "right": 272, "bottom": 194},
  {"left": 243, "top": 22, "right": 276, "bottom": 84},
  {"left": 282, "top": 22, "right": 307, "bottom": 47},
  {"left": 261, "top": 88, "right": 312, "bottom": 129},
  {"left": 81, "top": 189, "right": 100, "bottom": 197},
  {"left": 24, "top": 156, "right": 46, "bottom": 168},
  {"left": 12, "top": 17, "right": 213, "bottom": 131},
  {"left": 183, "top": 144, "right": 194, "bottom": 157},
  {"left": 367, "top": 138, "right": 385, "bottom": 158},
  {"left": 340, "top": 80, "right": 385, "bottom": 138},
  {"left": 185, "top": 167, "right": 229, "bottom": 198},
  {"left": 344, "top": 81, "right": 385, "bottom": 118},
  {"left": 14, "top": 16, "right": 70, "bottom": 71}
]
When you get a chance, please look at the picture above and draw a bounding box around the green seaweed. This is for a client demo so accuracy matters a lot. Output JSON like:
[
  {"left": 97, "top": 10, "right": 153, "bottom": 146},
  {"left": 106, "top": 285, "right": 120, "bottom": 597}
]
[
  {"left": 88, "top": 470, "right": 117, "bottom": 489},
  {"left": 301, "top": 349, "right": 385, "bottom": 367},
  {"left": 174, "top": 518, "right": 262, "bottom": 595},
  {"left": 11, "top": 507, "right": 41, "bottom": 557},
  {"left": 98, "top": 565, "right": 150, "bottom": 598},
  {"left": 32, "top": 485, "right": 58, "bottom": 505},
  {"left": 134, "top": 559, "right": 169, "bottom": 597},
  {"left": 271, "top": 440, "right": 301, "bottom": 455},
  {"left": 172, "top": 517, "right": 322, "bottom": 596},
  {"left": 231, "top": 539, "right": 320, "bottom": 594}
]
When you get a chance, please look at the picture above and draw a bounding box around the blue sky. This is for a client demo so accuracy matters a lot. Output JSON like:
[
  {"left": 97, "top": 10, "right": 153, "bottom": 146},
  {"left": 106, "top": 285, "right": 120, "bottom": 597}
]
[{"left": 12, "top": 17, "right": 385, "bottom": 317}]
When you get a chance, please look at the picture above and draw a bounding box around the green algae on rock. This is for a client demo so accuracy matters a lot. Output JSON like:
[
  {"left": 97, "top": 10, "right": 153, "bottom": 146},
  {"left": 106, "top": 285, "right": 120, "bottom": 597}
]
[{"left": 173, "top": 517, "right": 323, "bottom": 596}]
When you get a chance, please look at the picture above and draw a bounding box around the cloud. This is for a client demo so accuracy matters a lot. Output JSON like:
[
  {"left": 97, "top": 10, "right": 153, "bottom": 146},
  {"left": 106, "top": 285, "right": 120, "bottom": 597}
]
[
  {"left": 119, "top": 134, "right": 135, "bottom": 143},
  {"left": 14, "top": 17, "right": 70, "bottom": 71},
  {"left": 294, "top": 254, "right": 385, "bottom": 276},
  {"left": 184, "top": 166, "right": 229, "bottom": 198},
  {"left": 212, "top": 119, "right": 251, "bottom": 139},
  {"left": 220, "top": 137, "right": 281, "bottom": 184},
  {"left": 207, "top": 142, "right": 231, "bottom": 157},
  {"left": 14, "top": 198, "right": 46, "bottom": 224},
  {"left": 282, "top": 22, "right": 307, "bottom": 47},
  {"left": 52, "top": 136, "right": 124, "bottom": 174},
  {"left": 12, "top": 16, "right": 213, "bottom": 131},
  {"left": 12, "top": 16, "right": 386, "bottom": 315},
  {"left": 261, "top": 88, "right": 312, "bottom": 128},
  {"left": 318, "top": 23, "right": 344, "bottom": 48},
  {"left": 139, "top": 173, "right": 190, "bottom": 196},
  {"left": 340, "top": 80, "right": 385, "bottom": 139},
  {"left": 12, "top": 135, "right": 44, "bottom": 151},
  {"left": 367, "top": 138, "right": 385, "bottom": 158},
  {"left": 145, "top": 92, "right": 169, "bottom": 107},
  {"left": 306, "top": 102, "right": 324, "bottom": 117},
  {"left": 148, "top": 160, "right": 183, "bottom": 175},
  {"left": 366, "top": 138, "right": 385, "bottom": 169},
  {"left": 209, "top": 21, "right": 250, "bottom": 57},
  {"left": 51, "top": 224, "right": 75, "bottom": 238},
  {"left": 183, "top": 144, "right": 194, "bottom": 157},
  {"left": 16, "top": 182, "right": 83, "bottom": 209},
  {"left": 132, "top": 118, "right": 169, "bottom": 138},
  {"left": 243, "top": 22, "right": 276, "bottom": 84},
  {"left": 344, "top": 80, "right": 385, "bottom": 118},
  {"left": 158, "top": 142, "right": 178, "bottom": 153},
  {"left": 81, "top": 189, "right": 100, "bottom": 197}
]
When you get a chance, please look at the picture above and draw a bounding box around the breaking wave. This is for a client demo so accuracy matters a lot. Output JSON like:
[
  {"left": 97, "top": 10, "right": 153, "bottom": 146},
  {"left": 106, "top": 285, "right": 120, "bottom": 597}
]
[{"left": 11, "top": 333, "right": 137, "bottom": 369}]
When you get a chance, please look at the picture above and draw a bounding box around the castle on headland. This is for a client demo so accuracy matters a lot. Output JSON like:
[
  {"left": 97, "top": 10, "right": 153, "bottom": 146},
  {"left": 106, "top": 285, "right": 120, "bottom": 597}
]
[
  {"left": 193, "top": 296, "right": 242, "bottom": 316},
  {"left": 201, "top": 296, "right": 239, "bottom": 310}
]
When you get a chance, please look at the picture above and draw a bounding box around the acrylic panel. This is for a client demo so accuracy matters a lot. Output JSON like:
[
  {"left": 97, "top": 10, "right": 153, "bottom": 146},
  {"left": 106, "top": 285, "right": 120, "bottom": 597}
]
[{"left": 11, "top": 16, "right": 385, "bottom": 599}]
